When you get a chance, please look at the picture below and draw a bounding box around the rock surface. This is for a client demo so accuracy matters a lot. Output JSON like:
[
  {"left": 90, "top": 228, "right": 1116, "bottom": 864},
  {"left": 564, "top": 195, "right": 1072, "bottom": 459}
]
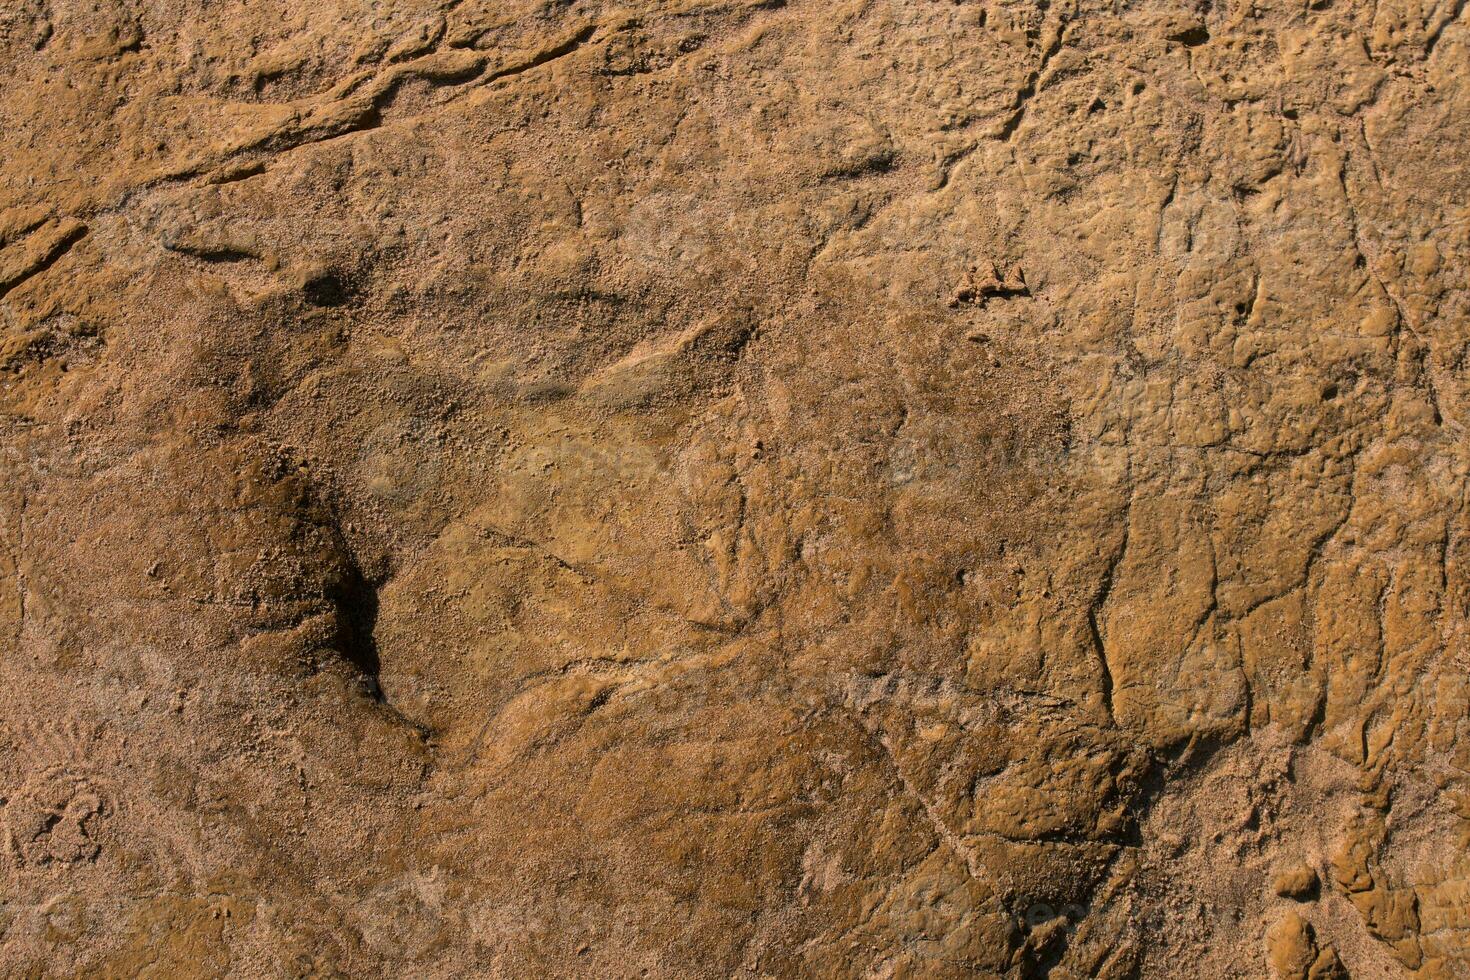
[{"left": 1, "top": 0, "right": 1468, "bottom": 975}]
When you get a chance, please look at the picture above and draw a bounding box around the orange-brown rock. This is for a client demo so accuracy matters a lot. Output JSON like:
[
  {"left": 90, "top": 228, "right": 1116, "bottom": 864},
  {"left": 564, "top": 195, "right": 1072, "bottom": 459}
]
[{"left": 1, "top": 0, "right": 1467, "bottom": 975}]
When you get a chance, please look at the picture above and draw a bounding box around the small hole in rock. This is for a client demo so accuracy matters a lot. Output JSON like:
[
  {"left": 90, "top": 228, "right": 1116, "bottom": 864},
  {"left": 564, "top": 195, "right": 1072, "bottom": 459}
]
[
  {"left": 304, "top": 272, "right": 350, "bottom": 308},
  {"left": 1167, "top": 25, "right": 1210, "bottom": 46}
]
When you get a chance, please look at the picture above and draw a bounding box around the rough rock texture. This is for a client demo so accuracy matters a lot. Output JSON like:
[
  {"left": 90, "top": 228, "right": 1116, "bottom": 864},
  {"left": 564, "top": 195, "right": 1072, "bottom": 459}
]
[{"left": 1, "top": 0, "right": 1468, "bottom": 976}]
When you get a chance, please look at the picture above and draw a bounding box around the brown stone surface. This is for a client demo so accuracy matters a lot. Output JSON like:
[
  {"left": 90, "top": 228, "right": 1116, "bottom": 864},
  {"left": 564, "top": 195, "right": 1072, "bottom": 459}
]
[{"left": 1, "top": 0, "right": 1468, "bottom": 976}]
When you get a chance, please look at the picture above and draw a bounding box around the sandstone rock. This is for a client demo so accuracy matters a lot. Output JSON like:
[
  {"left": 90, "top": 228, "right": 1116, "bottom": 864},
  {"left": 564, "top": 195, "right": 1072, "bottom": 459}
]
[
  {"left": 1274, "top": 864, "right": 1321, "bottom": 900},
  {"left": 1267, "top": 911, "right": 1319, "bottom": 979},
  {"left": 1, "top": 0, "right": 1467, "bottom": 974},
  {"left": 1307, "top": 944, "right": 1349, "bottom": 980}
]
